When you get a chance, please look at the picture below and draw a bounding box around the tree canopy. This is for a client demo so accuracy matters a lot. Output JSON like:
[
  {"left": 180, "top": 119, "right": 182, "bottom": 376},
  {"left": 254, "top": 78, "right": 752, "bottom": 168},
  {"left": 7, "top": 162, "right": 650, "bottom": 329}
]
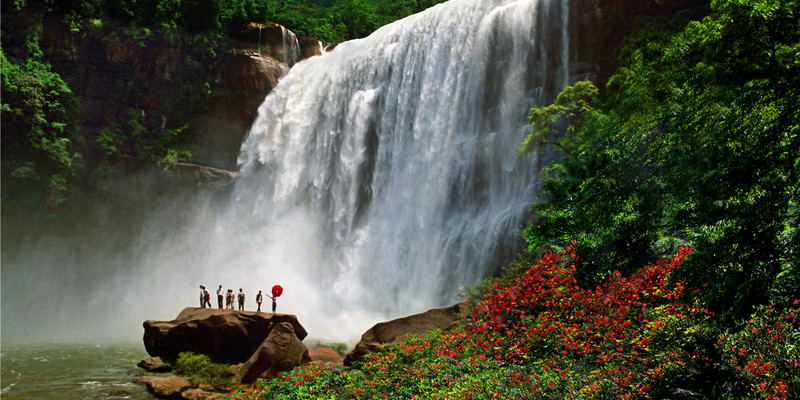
[{"left": 523, "top": 0, "right": 799, "bottom": 322}]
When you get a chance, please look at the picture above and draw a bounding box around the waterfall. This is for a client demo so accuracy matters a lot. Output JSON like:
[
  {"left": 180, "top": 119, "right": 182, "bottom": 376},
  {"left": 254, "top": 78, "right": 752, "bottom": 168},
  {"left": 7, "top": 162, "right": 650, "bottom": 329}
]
[
  {"left": 0, "top": 0, "right": 591, "bottom": 345},
  {"left": 252, "top": 22, "right": 302, "bottom": 66},
  {"left": 277, "top": 24, "right": 301, "bottom": 67},
  {"left": 230, "top": 0, "right": 584, "bottom": 330}
]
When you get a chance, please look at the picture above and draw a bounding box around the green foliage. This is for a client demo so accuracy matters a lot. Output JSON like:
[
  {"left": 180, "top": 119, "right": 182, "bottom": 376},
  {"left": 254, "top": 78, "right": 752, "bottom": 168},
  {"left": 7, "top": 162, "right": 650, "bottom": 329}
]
[
  {"left": 459, "top": 253, "right": 534, "bottom": 303},
  {"left": 28, "top": 0, "right": 449, "bottom": 43},
  {"left": 229, "top": 247, "right": 748, "bottom": 399},
  {"left": 519, "top": 80, "right": 598, "bottom": 158},
  {"left": 175, "top": 351, "right": 236, "bottom": 387},
  {"left": 717, "top": 304, "right": 800, "bottom": 399},
  {"left": 522, "top": 0, "right": 800, "bottom": 322},
  {"left": 331, "top": 0, "right": 379, "bottom": 40},
  {"left": 1, "top": 38, "right": 83, "bottom": 210},
  {"left": 310, "top": 342, "right": 350, "bottom": 356}
]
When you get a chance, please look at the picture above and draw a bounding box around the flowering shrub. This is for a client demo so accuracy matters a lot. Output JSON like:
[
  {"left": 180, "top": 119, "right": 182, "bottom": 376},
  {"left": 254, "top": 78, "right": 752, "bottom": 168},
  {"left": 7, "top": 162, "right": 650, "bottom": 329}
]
[
  {"left": 433, "top": 245, "right": 714, "bottom": 398},
  {"left": 228, "top": 246, "right": 796, "bottom": 399},
  {"left": 718, "top": 304, "right": 800, "bottom": 399}
]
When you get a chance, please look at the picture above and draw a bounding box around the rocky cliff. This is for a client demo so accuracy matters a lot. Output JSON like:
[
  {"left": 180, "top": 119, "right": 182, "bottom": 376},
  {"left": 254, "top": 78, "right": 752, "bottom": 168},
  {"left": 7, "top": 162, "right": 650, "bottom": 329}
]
[{"left": 36, "top": 16, "right": 331, "bottom": 176}]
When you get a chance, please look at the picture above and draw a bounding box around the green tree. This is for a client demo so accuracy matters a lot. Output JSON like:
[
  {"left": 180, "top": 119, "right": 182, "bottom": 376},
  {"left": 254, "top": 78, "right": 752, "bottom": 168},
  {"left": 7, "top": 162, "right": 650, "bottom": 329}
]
[
  {"left": 1, "top": 41, "right": 83, "bottom": 211},
  {"left": 523, "top": 0, "right": 799, "bottom": 322},
  {"left": 332, "top": 0, "right": 378, "bottom": 39}
]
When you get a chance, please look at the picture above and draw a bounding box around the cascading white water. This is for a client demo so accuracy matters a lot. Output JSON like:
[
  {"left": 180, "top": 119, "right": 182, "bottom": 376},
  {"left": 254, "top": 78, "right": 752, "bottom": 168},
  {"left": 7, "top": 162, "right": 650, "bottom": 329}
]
[
  {"left": 277, "top": 24, "right": 301, "bottom": 67},
  {"left": 233, "top": 0, "right": 578, "bottom": 325},
  {"left": 1, "top": 0, "right": 592, "bottom": 345}
]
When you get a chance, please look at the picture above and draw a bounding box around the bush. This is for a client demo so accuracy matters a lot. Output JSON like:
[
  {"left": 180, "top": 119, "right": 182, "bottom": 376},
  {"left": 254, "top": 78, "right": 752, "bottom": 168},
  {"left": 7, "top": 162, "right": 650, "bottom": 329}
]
[
  {"left": 311, "top": 341, "right": 350, "bottom": 356},
  {"left": 175, "top": 352, "right": 236, "bottom": 387},
  {"left": 717, "top": 305, "right": 800, "bottom": 399},
  {"left": 230, "top": 246, "right": 725, "bottom": 399}
]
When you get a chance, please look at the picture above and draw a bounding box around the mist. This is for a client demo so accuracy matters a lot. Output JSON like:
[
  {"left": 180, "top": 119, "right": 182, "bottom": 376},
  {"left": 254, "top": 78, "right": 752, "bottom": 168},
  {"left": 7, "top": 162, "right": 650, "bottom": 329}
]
[{"left": 1, "top": 172, "right": 385, "bottom": 346}]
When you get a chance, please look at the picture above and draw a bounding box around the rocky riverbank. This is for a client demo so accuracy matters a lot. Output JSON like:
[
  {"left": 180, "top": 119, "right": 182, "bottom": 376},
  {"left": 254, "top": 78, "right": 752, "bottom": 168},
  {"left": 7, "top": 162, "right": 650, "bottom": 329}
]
[{"left": 136, "top": 303, "right": 472, "bottom": 399}]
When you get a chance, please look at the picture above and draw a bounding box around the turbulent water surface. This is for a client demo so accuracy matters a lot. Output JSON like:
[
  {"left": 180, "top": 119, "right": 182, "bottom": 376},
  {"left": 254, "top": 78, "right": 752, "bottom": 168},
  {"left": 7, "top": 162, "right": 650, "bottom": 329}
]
[{"left": 0, "top": 343, "right": 153, "bottom": 399}]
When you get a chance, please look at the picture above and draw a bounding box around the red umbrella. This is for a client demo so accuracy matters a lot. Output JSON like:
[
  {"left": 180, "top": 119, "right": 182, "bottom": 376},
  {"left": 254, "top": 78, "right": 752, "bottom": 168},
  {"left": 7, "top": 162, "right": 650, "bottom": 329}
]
[{"left": 272, "top": 285, "right": 283, "bottom": 297}]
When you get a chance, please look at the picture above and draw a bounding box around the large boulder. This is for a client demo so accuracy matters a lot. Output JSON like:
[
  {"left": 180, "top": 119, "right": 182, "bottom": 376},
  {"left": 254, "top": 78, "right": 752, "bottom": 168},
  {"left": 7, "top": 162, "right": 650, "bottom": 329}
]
[
  {"left": 343, "top": 301, "right": 474, "bottom": 366},
  {"left": 222, "top": 49, "right": 287, "bottom": 95},
  {"left": 308, "top": 347, "right": 345, "bottom": 366},
  {"left": 236, "top": 322, "right": 311, "bottom": 383},
  {"left": 143, "top": 307, "right": 307, "bottom": 364},
  {"left": 134, "top": 374, "right": 191, "bottom": 398},
  {"left": 133, "top": 374, "right": 229, "bottom": 400},
  {"left": 138, "top": 356, "right": 172, "bottom": 372}
]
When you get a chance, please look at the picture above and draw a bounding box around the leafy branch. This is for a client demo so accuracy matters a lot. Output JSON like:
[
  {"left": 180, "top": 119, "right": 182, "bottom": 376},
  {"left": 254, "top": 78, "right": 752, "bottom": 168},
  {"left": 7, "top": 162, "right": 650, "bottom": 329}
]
[{"left": 519, "top": 80, "right": 598, "bottom": 158}]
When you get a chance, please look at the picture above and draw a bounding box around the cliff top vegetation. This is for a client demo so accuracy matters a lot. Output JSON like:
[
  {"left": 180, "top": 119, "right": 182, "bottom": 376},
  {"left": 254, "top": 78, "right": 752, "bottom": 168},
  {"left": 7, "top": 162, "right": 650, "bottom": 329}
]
[{"left": 1, "top": 0, "right": 446, "bottom": 216}]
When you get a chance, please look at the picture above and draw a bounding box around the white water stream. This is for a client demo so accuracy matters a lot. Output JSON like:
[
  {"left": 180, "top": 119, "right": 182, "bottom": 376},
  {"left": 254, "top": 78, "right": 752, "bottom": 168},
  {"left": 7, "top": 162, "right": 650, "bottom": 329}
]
[
  {"left": 231, "top": 0, "right": 579, "bottom": 336},
  {"left": 2, "top": 0, "right": 593, "bottom": 345}
]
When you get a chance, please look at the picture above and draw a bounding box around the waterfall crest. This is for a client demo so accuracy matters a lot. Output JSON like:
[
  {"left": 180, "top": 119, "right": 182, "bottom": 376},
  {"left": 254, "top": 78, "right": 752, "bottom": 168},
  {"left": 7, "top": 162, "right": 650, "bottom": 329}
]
[{"left": 232, "top": 0, "right": 588, "bottom": 326}]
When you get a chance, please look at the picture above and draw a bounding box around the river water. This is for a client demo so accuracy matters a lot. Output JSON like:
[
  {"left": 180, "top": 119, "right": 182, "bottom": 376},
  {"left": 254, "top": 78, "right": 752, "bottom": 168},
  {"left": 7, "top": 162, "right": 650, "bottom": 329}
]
[{"left": 0, "top": 342, "right": 156, "bottom": 399}]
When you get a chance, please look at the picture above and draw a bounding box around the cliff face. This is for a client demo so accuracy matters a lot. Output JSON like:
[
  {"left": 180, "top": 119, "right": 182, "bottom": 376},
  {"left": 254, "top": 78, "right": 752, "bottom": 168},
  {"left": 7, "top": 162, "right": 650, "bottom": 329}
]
[
  {"left": 37, "top": 16, "right": 329, "bottom": 173},
  {"left": 29, "top": 0, "right": 704, "bottom": 181},
  {"left": 573, "top": 0, "right": 708, "bottom": 88}
]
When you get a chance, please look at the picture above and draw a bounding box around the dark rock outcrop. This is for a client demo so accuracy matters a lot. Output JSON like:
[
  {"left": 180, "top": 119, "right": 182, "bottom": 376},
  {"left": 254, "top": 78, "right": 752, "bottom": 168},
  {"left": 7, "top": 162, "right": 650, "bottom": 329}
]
[
  {"left": 343, "top": 301, "right": 474, "bottom": 366},
  {"left": 237, "top": 22, "right": 301, "bottom": 66},
  {"left": 223, "top": 49, "right": 288, "bottom": 94},
  {"left": 173, "top": 162, "right": 239, "bottom": 186},
  {"left": 143, "top": 307, "right": 308, "bottom": 364},
  {"left": 34, "top": 16, "right": 332, "bottom": 175},
  {"left": 236, "top": 322, "right": 311, "bottom": 383},
  {"left": 298, "top": 37, "right": 336, "bottom": 60},
  {"left": 138, "top": 356, "right": 172, "bottom": 372}
]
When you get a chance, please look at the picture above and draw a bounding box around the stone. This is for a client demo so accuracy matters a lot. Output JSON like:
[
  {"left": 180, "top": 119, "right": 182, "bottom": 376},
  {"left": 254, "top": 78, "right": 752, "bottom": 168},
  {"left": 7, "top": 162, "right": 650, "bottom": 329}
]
[
  {"left": 237, "top": 22, "right": 300, "bottom": 66},
  {"left": 138, "top": 356, "right": 172, "bottom": 372},
  {"left": 223, "top": 49, "right": 287, "bottom": 94},
  {"left": 143, "top": 307, "right": 307, "bottom": 364},
  {"left": 133, "top": 373, "right": 230, "bottom": 400},
  {"left": 308, "top": 347, "right": 345, "bottom": 366},
  {"left": 134, "top": 374, "right": 191, "bottom": 398},
  {"left": 297, "top": 37, "right": 336, "bottom": 59},
  {"left": 344, "top": 301, "right": 473, "bottom": 366},
  {"left": 181, "top": 388, "right": 229, "bottom": 400},
  {"left": 237, "top": 322, "right": 311, "bottom": 383}
]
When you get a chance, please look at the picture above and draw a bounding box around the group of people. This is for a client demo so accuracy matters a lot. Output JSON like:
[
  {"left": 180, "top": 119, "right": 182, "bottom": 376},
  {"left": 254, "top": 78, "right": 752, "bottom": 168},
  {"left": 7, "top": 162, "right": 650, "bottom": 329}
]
[
  {"left": 198, "top": 285, "right": 277, "bottom": 313},
  {"left": 219, "top": 287, "right": 245, "bottom": 311}
]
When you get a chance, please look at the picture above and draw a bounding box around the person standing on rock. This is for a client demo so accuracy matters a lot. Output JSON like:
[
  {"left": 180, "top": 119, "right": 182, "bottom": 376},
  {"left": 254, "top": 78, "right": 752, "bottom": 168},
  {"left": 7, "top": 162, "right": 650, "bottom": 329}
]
[
  {"left": 199, "top": 285, "right": 206, "bottom": 308},
  {"left": 268, "top": 293, "right": 277, "bottom": 313},
  {"left": 226, "top": 289, "right": 233, "bottom": 310},
  {"left": 217, "top": 285, "right": 224, "bottom": 309},
  {"left": 256, "top": 290, "right": 263, "bottom": 312},
  {"left": 203, "top": 286, "right": 212, "bottom": 308},
  {"left": 269, "top": 285, "right": 281, "bottom": 313},
  {"left": 237, "top": 288, "right": 245, "bottom": 311}
]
